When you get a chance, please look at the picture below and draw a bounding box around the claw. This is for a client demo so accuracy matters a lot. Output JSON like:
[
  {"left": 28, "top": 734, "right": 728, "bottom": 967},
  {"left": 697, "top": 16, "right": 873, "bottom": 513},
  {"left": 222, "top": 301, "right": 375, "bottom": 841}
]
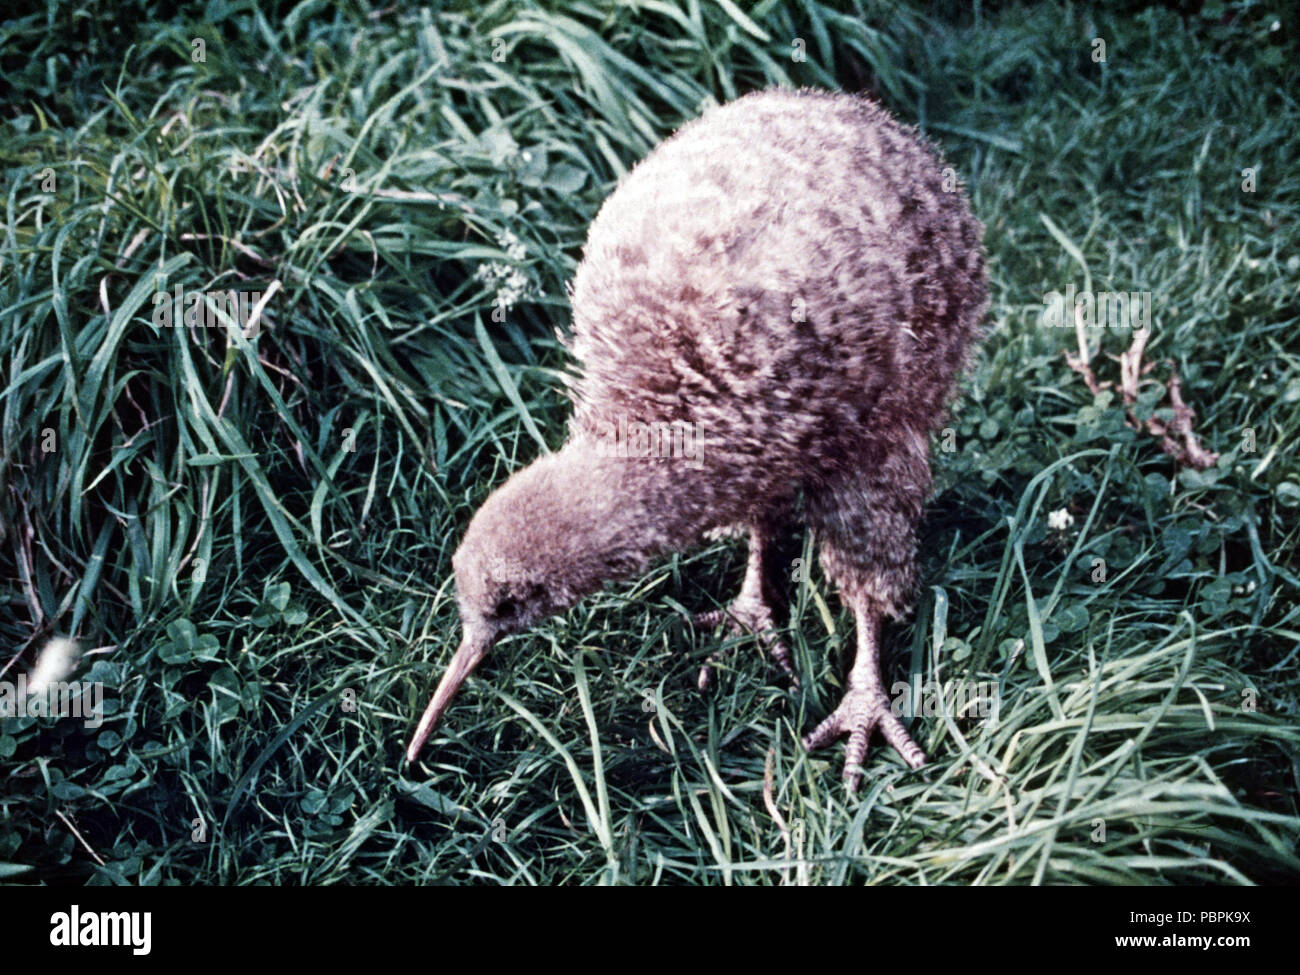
[
  {"left": 691, "top": 603, "right": 798, "bottom": 691},
  {"left": 802, "top": 687, "right": 926, "bottom": 790},
  {"left": 692, "top": 607, "right": 728, "bottom": 631}
]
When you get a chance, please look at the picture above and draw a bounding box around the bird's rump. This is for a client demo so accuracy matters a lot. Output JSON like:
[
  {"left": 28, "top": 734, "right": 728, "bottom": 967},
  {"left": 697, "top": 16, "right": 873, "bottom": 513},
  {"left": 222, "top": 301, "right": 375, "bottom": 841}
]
[{"left": 563, "top": 89, "right": 984, "bottom": 482}]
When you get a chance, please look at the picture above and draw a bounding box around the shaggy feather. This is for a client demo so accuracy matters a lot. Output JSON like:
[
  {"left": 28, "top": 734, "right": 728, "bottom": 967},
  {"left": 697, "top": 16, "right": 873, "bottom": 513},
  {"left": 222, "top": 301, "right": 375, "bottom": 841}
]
[{"left": 409, "top": 89, "right": 988, "bottom": 777}]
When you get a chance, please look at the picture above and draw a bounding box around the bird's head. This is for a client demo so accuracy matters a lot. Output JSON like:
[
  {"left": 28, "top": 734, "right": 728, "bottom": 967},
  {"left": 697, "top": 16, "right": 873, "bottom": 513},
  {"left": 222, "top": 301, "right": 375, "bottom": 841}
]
[{"left": 405, "top": 439, "right": 661, "bottom": 762}]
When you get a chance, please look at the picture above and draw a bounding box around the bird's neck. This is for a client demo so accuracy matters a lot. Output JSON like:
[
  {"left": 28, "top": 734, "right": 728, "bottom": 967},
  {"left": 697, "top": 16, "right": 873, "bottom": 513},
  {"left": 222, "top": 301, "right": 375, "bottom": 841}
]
[{"left": 557, "top": 432, "right": 719, "bottom": 572}]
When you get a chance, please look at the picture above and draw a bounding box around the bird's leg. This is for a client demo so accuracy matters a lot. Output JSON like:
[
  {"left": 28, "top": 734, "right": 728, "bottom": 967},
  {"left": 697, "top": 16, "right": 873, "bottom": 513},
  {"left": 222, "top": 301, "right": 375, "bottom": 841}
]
[
  {"left": 693, "top": 525, "right": 797, "bottom": 690},
  {"left": 802, "top": 602, "right": 926, "bottom": 789}
]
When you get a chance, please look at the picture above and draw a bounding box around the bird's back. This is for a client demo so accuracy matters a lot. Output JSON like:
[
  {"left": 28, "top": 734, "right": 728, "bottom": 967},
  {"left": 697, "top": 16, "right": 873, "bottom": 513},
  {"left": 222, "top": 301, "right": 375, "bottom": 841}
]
[{"left": 567, "top": 89, "right": 986, "bottom": 494}]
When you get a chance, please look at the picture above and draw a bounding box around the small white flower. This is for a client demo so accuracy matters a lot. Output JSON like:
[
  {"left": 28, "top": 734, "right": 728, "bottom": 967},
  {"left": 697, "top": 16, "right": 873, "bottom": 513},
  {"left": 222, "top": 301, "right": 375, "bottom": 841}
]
[
  {"left": 498, "top": 229, "right": 528, "bottom": 262},
  {"left": 26, "top": 637, "right": 81, "bottom": 698},
  {"left": 474, "top": 231, "right": 537, "bottom": 311},
  {"left": 1048, "top": 508, "right": 1075, "bottom": 531}
]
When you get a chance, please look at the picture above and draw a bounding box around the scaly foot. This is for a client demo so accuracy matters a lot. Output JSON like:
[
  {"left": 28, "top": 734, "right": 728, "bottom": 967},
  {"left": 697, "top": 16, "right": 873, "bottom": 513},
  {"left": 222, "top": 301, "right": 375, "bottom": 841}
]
[
  {"left": 692, "top": 599, "right": 797, "bottom": 691},
  {"left": 802, "top": 686, "right": 927, "bottom": 790}
]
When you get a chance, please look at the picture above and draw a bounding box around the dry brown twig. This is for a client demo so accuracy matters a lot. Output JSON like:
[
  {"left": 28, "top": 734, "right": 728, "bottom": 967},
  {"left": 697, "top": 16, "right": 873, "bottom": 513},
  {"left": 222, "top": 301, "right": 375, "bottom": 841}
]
[
  {"left": 55, "top": 809, "right": 106, "bottom": 867},
  {"left": 1063, "top": 305, "right": 1218, "bottom": 471},
  {"left": 763, "top": 748, "right": 801, "bottom": 886}
]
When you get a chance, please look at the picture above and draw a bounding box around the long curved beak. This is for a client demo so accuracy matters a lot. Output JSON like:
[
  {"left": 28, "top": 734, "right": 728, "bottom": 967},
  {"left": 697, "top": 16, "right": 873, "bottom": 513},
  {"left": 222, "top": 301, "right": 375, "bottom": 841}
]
[{"left": 406, "top": 626, "right": 493, "bottom": 764}]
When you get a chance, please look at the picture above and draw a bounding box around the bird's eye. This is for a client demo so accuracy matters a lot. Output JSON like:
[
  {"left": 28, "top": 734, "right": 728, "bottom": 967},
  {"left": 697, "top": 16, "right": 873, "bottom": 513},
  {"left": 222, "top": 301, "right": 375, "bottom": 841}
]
[{"left": 492, "top": 596, "right": 518, "bottom": 619}]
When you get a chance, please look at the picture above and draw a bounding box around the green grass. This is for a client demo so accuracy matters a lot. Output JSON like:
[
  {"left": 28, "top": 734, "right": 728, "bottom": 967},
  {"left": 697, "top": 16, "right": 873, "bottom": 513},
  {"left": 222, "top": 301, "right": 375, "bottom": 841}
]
[{"left": 1, "top": 0, "right": 1298, "bottom": 884}]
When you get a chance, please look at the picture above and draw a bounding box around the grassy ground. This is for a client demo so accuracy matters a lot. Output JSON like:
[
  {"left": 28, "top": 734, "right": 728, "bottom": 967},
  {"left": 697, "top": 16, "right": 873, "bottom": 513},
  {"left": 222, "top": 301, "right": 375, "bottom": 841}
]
[{"left": 1, "top": 0, "right": 1298, "bottom": 885}]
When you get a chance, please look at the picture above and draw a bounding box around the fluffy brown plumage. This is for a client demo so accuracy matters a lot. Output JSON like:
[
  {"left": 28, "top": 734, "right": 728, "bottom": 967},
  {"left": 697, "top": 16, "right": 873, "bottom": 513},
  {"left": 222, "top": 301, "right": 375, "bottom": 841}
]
[{"left": 408, "top": 89, "right": 988, "bottom": 788}]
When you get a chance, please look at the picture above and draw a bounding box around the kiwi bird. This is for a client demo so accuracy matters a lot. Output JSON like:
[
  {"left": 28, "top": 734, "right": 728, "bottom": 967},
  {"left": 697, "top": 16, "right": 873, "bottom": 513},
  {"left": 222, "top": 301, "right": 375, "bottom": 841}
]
[{"left": 407, "top": 89, "right": 987, "bottom": 788}]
